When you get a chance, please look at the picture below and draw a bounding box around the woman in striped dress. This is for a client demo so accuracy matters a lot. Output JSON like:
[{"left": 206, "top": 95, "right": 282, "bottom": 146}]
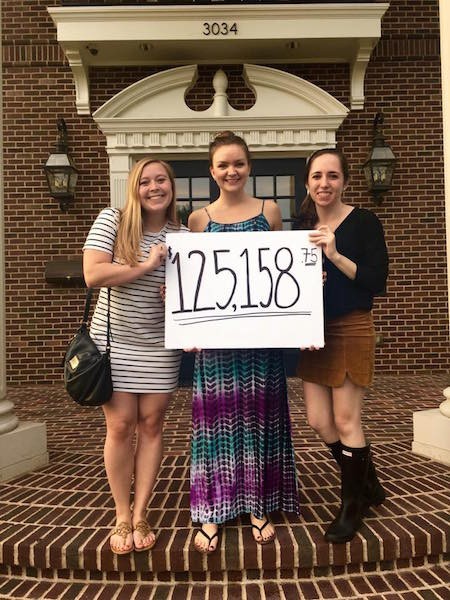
[
  {"left": 187, "top": 131, "right": 300, "bottom": 554},
  {"left": 83, "top": 158, "right": 187, "bottom": 555}
]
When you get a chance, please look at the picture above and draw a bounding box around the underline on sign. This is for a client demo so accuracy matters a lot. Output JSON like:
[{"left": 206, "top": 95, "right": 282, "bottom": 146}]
[{"left": 173, "top": 311, "right": 311, "bottom": 326}]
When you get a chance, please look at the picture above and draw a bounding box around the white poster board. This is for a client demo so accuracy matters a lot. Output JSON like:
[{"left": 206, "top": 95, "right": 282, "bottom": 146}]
[{"left": 165, "top": 231, "right": 324, "bottom": 349}]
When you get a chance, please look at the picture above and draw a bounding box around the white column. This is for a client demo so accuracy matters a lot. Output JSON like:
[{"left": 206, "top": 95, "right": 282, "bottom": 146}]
[
  {"left": 412, "top": 0, "right": 450, "bottom": 466},
  {"left": 109, "top": 153, "right": 131, "bottom": 208},
  {"left": 0, "top": 1, "right": 18, "bottom": 437},
  {"left": 0, "top": 105, "right": 17, "bottom": 430},
  {"left": 0, "top": 8, "right": 48, "bottom": 481}
]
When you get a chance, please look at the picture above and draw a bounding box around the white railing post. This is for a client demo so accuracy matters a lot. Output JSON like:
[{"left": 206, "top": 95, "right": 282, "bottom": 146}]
[
  {"left": 0, "top": 8, "right": 48, "bottom": 481},
  {"left": 412, "top": 0, "right": 450, "bottom": 466}
]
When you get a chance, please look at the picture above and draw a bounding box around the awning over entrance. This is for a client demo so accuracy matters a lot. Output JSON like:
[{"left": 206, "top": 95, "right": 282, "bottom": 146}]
[{"left": 48, "top": 2, "right": 389, "bottom": 114}]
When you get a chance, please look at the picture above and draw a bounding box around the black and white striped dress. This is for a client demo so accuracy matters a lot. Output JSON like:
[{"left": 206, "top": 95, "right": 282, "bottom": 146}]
[{"left": 83, "top": 207, "right": 188, "bottom": 393}]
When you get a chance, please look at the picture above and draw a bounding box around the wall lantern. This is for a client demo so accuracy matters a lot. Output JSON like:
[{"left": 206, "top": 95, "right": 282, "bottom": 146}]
[
  {"left": 44, "top": 118, "right": 78, "bottom": 211},
  {"left": 363, "top": 113, "right": 397, "bottom": 205}
]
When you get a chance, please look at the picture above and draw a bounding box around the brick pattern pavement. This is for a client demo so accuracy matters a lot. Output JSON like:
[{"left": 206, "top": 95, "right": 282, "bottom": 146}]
[{"left": 0, "top": 375, "right": 449, "bottom": 599}]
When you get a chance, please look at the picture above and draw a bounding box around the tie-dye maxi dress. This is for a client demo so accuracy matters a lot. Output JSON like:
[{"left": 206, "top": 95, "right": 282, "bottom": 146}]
[{"left": 190, "top": 211, "right": 300, "bottom": 524}]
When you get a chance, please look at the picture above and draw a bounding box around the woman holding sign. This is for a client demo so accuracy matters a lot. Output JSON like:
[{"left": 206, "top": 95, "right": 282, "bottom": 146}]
[
  {"left": 297, "top": 148, "right": 388, "bottom": 544},
  {"left": 83, "top": 158, "right": 187, "bottom": 554},
  {"left": 187, "top": 131, "right": 300, "bottom": 554}
]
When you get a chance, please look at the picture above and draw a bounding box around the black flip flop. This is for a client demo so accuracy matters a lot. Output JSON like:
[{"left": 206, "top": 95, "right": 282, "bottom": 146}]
[
  {"left": 251, "top": 518, "right": 276, "bottom": 545},
  {"left": 194, "top": 526, "right": 220, "bottom": 554}
]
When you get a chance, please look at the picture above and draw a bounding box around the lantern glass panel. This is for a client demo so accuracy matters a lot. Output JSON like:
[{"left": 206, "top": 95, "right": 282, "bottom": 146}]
[
  {"left": 54, "top": 172, "right": 70, "bottom": 191},
  {"left": 68, "top": 172, "right": 78, "bottom": 193},
  {"left": 363, "top": 164, "right": 373, "bottom": 188}
]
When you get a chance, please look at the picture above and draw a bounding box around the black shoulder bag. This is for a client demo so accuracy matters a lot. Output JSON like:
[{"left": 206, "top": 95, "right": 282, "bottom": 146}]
[{"left": 63, "top": 288, "right": 113, "bottom": 407}]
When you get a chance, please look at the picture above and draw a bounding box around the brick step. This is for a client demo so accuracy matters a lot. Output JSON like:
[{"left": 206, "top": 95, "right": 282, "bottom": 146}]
[
  {"left": 1, "top": 444, "right": 449, "bottom": 577},
  {"left": 0, "top": 380, "right": 449, "bottom": 595},
  {"left": 1, "top": 561, "right": 450, "bottom": 599}
]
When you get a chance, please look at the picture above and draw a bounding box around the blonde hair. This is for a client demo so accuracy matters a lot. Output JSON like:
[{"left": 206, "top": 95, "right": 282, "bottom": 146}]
[{"left": 115, "top": 158, "right": 179, "bottom": 266}]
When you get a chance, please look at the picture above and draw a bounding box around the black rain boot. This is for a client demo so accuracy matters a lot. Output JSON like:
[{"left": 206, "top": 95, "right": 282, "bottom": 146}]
[
  {"left": 326, "top": 440, "right": 343, "bottom": 465},
  {"left": 324, "top": 444, "right": 370, "bottom": 544},
  {"left": 326, "top": 441, "right": 386, "bottom": 508},
  {"left": 366, "top": 453, "right": 386, "bottom": 506}
]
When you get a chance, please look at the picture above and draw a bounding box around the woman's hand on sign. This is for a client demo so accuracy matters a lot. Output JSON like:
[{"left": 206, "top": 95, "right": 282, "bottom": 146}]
[
  {"left": 309, "top": 226, "right": 338, "bottom": 261},
  {"left": 146, "top": 243, "right": 168, "bottom": 272},
  {"left": 184, "top": 347, "right": 202, "bottom": 353}
]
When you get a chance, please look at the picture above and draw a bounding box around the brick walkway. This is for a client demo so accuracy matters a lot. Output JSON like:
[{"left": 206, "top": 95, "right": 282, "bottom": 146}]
[{"left": 0, "top": 375, "right": 449, "bottom": 599}]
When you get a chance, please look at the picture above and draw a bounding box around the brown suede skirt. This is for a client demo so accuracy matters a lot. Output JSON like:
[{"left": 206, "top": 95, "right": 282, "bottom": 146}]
[{"left": 297, "top": 309, "right": 375, "bottom": 388}]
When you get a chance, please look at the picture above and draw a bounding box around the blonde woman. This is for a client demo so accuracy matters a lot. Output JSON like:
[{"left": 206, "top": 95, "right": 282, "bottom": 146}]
[{"left": 83, "top": 158, "right": 187, "bottom": 554}]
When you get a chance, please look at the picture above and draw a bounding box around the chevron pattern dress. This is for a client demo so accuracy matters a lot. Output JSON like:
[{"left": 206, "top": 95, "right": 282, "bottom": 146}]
[{"left": 190, "top": 211, "right": 300, "bottom": 524}]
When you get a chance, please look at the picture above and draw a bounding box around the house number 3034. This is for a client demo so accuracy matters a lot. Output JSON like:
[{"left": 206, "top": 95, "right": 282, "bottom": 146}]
[{"left": 202, "top": 22, "right": 238, "bottom": 36}]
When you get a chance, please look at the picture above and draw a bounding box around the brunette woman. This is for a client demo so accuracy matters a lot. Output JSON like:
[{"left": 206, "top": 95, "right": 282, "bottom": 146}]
[
  {"left": 187, "top": 131, "right": 300, "bottom": 554},
  {"left": 297, "top": 148, "right": 388, "bottom": 543}
]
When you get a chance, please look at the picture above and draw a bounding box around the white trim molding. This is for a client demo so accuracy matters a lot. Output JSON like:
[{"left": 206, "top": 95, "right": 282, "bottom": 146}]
[
  {"left": 64, "top": 49, "right": 90, "bottom": 115},
  {"left": 48, "top": 3, "right": 389, "bottom": 114},
  {"left": 93, "top": 64, "right": 349, "bottom": 207}
]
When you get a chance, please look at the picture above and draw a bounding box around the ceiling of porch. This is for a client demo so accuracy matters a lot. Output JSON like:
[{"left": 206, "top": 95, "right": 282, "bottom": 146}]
[{"left": 48, "top": 2, "right": 390, "bottom": 114}]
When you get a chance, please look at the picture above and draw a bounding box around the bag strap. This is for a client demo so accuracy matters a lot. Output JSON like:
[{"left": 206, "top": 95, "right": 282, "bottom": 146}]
[
  {"left": 82, "top": 287, "right": 111, "bottom": 351},
  {"left": 105, "top": 288, "right": 111, "bottom": 351},
  {"left": 82, "top": 288, "right": 94, "bottom": 325}
]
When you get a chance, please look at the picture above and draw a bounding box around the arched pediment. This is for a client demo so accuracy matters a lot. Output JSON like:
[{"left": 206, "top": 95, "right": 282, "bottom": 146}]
[
  {"left": 94, "top": 63, "right": 348, "bottom": 122},
  {"left": 94, "top": 63, "right": 348, "bottom": 151}
]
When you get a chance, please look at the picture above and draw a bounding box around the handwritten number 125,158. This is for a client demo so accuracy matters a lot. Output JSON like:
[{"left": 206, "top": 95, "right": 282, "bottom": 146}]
[{"left": 170, "top": 246, "right": 316, "bottom": 314}]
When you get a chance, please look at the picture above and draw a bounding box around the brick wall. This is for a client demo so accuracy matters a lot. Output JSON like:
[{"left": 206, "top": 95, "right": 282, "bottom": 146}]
[{"left": 2, "top": 0, "right": 448, "bottom": 383}]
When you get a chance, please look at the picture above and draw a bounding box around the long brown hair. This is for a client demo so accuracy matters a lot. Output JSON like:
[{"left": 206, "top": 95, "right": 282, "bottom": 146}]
[
  {"left": 115, "top": 157, "right": 179, "bottom": 266},
  {"left": 209, "top": 130, "right": 251, "bottom": 166},
  {"left": 298, "top": 148, "right": 350, "bottom": 228}
]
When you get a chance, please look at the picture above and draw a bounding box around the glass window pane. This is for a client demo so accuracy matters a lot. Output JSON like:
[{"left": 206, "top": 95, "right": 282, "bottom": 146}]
[
  {"left": 276, "top": 175, "right": 294, "bottom": 197},
  {"left": 255, "top": 176, "right": 274, "bottom": 197},
  {"left": 176, "top": 200, "right": 192, "bottom": 226},
  {"left": 277, "top": 198, "right": 293, "bottom": 222},
  {"left": 192, "top": 178, "right": 210, "bottom": 198},
  {"left": 192, "top": 199, "right": 209, "bottom": 211},
  {"left": 176, "top": 178, "right": 190, "bottom": 199},
  {"left": 244, "top": 176, "right": 254, "bottom": 195}
]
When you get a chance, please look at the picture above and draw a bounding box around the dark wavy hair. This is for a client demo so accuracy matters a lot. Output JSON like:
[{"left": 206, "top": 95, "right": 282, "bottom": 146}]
[{"left": 297, "top": 148, "right": 350, "bottom": 229}]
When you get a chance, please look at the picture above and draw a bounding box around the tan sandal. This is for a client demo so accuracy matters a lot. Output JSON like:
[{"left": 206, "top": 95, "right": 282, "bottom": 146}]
[
  {"left": 133, "top": 520, "right": 156, "bottom": 552},
  {"left": 110, "top": 522, "right": 133, "bottom": 555}
]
